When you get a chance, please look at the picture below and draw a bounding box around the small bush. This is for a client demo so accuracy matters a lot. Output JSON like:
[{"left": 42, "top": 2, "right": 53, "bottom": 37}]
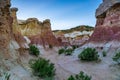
[
  {"left": 58, "top": 48, "right": 73, "bottom": 55},
  {"left": 113, "top": 52, "right": 120, "bottom": 64},
  {"left": 78, "top": 48, "right": 99, "bottom": 61},
  {"left": 30, "top": 57, "right": 55, "bottom": 79},
  {"left": 29, "top": 45, "right": 40, "bottom": 56},
  {"left": 49, "top": 44, "right": 53, "bottom": 49},
  {"left": 58, "top": 48, "right": 65, "bottom": 55},
  {"left": 65, "top": 49, "right": 73, "bottom": 55},
  {"left": 102, "top": 51, "right": 107, "bottom": 57},
  {"left": 67, "top": 71, "right": 91, "bottom": 80},
  {"left": 72, "top": 45, "right": 77, "bottom": 50}
]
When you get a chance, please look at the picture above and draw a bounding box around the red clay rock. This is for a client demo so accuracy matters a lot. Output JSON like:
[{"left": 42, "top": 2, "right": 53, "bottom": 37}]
[
  {"left": 0, "top": 0, "right": 12, "bottom": 59},
  {"left": 29, "top": 19, "right": 61, "bottom": 47},
  {"left": 89, "top": 0, "right": 120, "bottom": 42}
]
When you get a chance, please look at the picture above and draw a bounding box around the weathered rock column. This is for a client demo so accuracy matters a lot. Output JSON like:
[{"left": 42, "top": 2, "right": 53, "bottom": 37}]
[
  {"left": 11, "top": 8, "right": 18, "bottom": 24},
  {"left": 10, "top": 7, "right": 19, "bottom": 32},
  {"left": 0, "top": 0, "right": 12, "bottom": 59}
]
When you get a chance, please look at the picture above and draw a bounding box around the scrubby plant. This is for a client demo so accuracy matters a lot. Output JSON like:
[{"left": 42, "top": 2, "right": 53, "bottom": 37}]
[
  {"left": 58, "top": 48, "right": 65, "bottom": 55},
  {"left": 29, "top": 45, "right": 40, "bottom": 56},
  {"left": 65, "top": 48, "right": 73, "bottom": 55},
  {"left": 67, "top": 71, "right": 91, "bottom": 80},
  {"left": 113, "top": 52, "right": 120, "bottom": 64},
  {"left": 72, "top": 45, "right": 77, "bottom": 50},
  {"left": 58, "top": 48, "right": 73, "bottom": 55},
  {"left": 49, "top": 44, "right": 53, "bottom": 49},
  {"left": 2, "top": 72, "right": 10, "bottom": 80},
  {"left": 102, "top": 51, "right": 107, "bottom": 57},
  {"left": 30, "top": 57, "right": 55, "bottom": 79},
  {"left": 78, "top": 48, "right": 99, "bottom": 61}
]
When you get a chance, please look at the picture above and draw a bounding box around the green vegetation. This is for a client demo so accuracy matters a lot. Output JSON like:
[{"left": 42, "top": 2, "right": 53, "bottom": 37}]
[
  {"left": 113, "top": 52, "right": 120, "bottom": 64},
  {"left": 58, "top": 48, "right": 73, "bottom": 56},
  {"left": 67, "top": 71, "right": 91, "bottom": 80},
  {"left": 2, "top": 73, "right": 10, "bottom": 80},
  {"left": 65, "top": 48, "right": 73, "bottom": 55},
  {"left": 49, "top": 44, "right": 53, "bottom": 49},
  {"left": 58, "top": 48, "right": 65, "bottom": 55},
  {"left": 29, "top": 45, "right": 40, "bottom": 56},
  {"left": 78, "top": 48, "right": 99, "bottom": 61},
  {"left": 30, "top": 57, "right": 55, "bottom": 79},
  {"left": 72, "top": 45, "right": 78, "bottom": 50},
  {"left": 102, "top": 51, "right": 107, "bottom": 57},
  {"left": 53, "top": 25, "right": 94, "bottom": 34}
]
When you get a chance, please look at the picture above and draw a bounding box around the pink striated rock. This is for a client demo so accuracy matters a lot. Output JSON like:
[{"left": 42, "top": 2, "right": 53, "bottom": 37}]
[{"left": 90, "top": 0, "right": 120, "bottom": 42}]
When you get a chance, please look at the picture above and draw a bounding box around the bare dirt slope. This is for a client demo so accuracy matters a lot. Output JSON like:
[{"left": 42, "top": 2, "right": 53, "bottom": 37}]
[{"left": 39, "top": 47, "right": 120, "bottom": 80}]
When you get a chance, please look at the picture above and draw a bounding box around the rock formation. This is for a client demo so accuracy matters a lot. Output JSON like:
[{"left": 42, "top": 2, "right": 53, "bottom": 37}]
[
  {"left": 53, "top": 25, "right": 94, "bottom": 46},
  {"left": 18, "top": 17, "right": 61, "bottom": 47},
  {"left": 9, "top": 8, "right": 61, "bottom": 47},
  {"left": 10, "top": 7, "right": 19, "bottom": 32},
  {"left": 19, "top": 18, "right": 41, "bottom": 36},
  {"left": 0, "top": 0, "right": 13, "bottom": 59},
  {"left": 89, "top": 0, "right": 120, "bottom": 42},
  {"left": 10, "top": 7, "right": 28, "bottom": 49},
  {"left": 0, "top": 1, "right": 36, "bottom": 79}
]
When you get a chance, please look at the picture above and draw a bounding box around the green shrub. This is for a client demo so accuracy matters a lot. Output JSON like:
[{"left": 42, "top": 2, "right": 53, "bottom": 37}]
[
  {"left": 102, "top": 51, "right": 107, "bottom": 57},
  {"left": 65, "top": 49, "right": 73, "bottom": 55},
  {"left": 49, "top": 44, "right": 53, "bottom": 49},
  {"left": 58, "top": 48, "right": 65, "bottom": 55},
  {"left": 29, "top": 45, "right": 40, "bottom": 56},
  {"left": 67, "top": 71, "right": 91, "bottom": 80},
  {"left": 113, "top": 52, "right": 120, "bottom": 64},
  {"left": 72, "top": 45, "right": 77, "bottom": 50},
  {"left": 58, "top": 48, "right": 73, "bottom": 55},
  {"left": 78, "top": 48, "right": 99, "bottom": 61},
  {"left": 30, "top": 57, "right": 55, "bottom": 79},
  {"left": 2, "top": 73, "right": 10, "bottom": 80}
]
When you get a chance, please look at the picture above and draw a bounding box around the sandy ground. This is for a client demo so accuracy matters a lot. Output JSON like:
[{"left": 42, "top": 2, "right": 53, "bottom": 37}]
[
  {"left": 1, "top": 46, "right": 119, "bottom": 80},
  {"left": 39, "top": 47, "right": 120, "bottom": 80}
]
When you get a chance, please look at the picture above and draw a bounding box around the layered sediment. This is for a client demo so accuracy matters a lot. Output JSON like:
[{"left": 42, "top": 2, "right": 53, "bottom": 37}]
[{"left": 90, "top": 0, "right": 120, "bottom": 42}]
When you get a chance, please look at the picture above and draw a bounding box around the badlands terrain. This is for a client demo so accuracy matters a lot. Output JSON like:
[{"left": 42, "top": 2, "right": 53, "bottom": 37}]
[{"left": 0, "top": 0, "right": 120, "bottom": 80}]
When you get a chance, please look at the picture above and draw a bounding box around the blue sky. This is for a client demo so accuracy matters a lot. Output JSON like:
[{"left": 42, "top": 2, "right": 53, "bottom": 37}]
[{"left": 11, "top": 0, "right": 102, "bottom": 30}]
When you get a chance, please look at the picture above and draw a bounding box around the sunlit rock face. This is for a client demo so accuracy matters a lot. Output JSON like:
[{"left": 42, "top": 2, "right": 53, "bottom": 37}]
[
  {"left": 10, "top": 7, "right": 28, "bottom": 49},
  {"left": 10, "top": 7, "right": 60, "bottom": 47},
  {"left": 18, "top": 18, "right": 60, "bottom": 47},
  {"left": 89, "top": 0, "right": 120, "bottom": 42},
  {"left": 19, "top": 18, "right": 42, "bottom": 36},
  {"left": 27, "top": 19, "right": 61, "bottom": 47}
]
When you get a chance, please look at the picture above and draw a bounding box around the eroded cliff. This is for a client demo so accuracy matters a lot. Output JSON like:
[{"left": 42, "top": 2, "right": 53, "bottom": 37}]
[
  {"left": 0, "top": 1, "right": 35, "bottom": 80},
  {"left": 90, "top": 0, "right": 120, "bottom": 43},
  {"left": 0, "top": 0, "right": 15, "bottom": 59},
  {"left": 9, "top": 8, "right": 61, "bottom": 47}
]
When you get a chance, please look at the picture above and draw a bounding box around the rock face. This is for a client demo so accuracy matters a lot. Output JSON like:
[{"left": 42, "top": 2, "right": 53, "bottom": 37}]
[
  {"left": 19, "top": 18, "right": 41, "bottom": 36},
  {"left": 11, "top": 8, "right": 61, "bottom": 47},
  {"left": 0, "top": 1, "right": 36, "bottom": 79},
  {"left": 18, "top": 18, "right": 60, "bottom": 47},
  {"left": 53, "top": 26, "right": 94, "bottom": 46},
  {"left": 10, "top": 7, "right": 19, "bottom": 33},
  {"left": 90, "top": 0, "right": 120, "bottom": 42},
  {"left": 0, "top": 0, "right": 13, "bottom": 58},
  {"left": 10, "top": 7, "right": 28, "bottom": 48}
]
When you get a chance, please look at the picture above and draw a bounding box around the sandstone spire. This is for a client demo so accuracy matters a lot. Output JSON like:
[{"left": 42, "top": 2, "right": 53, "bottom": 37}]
[{"left": 10, "top": 7, "right": 18, "bottom": 24}]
